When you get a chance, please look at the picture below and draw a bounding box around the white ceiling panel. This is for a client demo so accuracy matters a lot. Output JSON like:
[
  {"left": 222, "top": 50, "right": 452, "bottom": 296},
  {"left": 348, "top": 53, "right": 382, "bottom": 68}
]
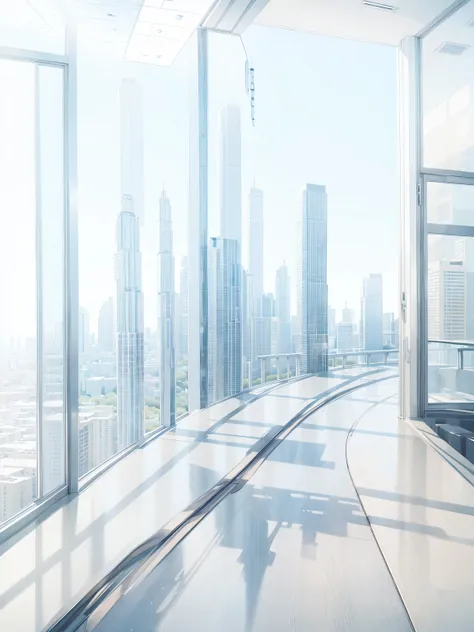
[{"left": 256, "top": 0, "right": 464, "bottom": 46}]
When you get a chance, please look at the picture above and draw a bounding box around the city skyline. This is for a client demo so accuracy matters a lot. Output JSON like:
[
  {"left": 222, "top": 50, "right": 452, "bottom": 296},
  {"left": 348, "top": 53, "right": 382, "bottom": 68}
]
[{"left": 0, "top": 28, "right": 401, "bottom": 525}]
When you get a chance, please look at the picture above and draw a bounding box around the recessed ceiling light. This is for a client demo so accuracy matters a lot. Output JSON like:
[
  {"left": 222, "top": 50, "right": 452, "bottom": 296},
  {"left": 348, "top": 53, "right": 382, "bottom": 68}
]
[
  {"left": 361, "top": 1, "right": 398, "bottom": 11},
  {"left": 437, "top": 41, "right": 470, "bottom": 55}
]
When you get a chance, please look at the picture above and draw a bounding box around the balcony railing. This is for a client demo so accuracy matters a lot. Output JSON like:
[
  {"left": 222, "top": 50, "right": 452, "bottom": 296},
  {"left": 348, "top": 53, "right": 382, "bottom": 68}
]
[
  {"left": 428, "top": 339, "right": 474, "bottom": 370},
  {"left": 256, "top": 349, "right": 399, "bottom": 384},
  {"left": 328, "top": 349, "right": 398, "bottom": 370},
  {"left": 256, "top": 353, "right": 302, "bottom": 385}
]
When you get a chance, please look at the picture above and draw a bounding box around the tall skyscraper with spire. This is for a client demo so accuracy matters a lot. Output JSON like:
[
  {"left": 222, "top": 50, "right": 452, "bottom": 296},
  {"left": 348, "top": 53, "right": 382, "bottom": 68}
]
[
  {"left": 116, "top": 79, "right": 145, "bottom": 450},
  {"left": 158, "top": 189, "right": 175, "bottom": 427},
  {"left": 115, "top": 194, "right": 144, "bottom": 449},
  {"left": 298, "top": 184, "right": 328, "bottom": 374},
  {"left": 208, "top": 237, "right": 242, "bottom": 404}
]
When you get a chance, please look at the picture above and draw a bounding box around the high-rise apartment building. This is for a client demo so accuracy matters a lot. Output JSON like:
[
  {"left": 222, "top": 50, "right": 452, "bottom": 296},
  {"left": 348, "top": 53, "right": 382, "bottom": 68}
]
[
  {"left": 428, "top": 261, "right": 466, "bottom": 341},
  {"left": 251, "top": 293, "right": 274, "bottom": 361},
  {"left": 298, "top": 184, "right": 328, "bottom": 374},
  {"left": 206, "top": 104, "right": 243, "bottom": 402},
  {"left": 208, "top": 238, "right": 242, "bottom": 404},
  {"left": 115, "top": 197, "right": 144, "bottom": 450},
  {"left": 98, "top": 297, "right": 115, "bottom": 353},
  {"left": 275, "top": 263, "right": 292, "bottom": 353},
  {"left": 157, "top": 189, "right": 175, "bottom": 428},
  {"left": 455, "top": 237, "right": 474, "bottom": 341},
  {"left": 360, "top": 274, "right": 383, "bottom": 351},
  {"left": 248, "top": 186, "right": 264, "bottom": 312},
  {"left": 336, "top": 322, "right": 354, "bottom": 352},
  {"left": 341, "top": 301, "right": 354, "bottom": 324}
]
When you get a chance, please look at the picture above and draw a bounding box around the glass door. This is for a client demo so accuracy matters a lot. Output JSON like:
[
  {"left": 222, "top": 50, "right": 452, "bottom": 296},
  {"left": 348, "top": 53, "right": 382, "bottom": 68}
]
[{"left": 423, "top": 173, "right": 474, "bottom": 412}]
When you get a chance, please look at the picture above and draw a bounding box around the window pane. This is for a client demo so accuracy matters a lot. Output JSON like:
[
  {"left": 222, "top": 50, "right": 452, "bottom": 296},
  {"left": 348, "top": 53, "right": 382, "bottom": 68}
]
[
  {"left": 0, "top": 60, "right": 37, "bottom": 523},
  {"left": 77, "top": 35, "right": 193, "bottom": 476},
  {"left": 422, "top": 0, "right": 474, "bottom": 171},
  {"left": 207, "top": 32, "right": 250, "bottom": 404},
  {"left": 205, "top": 27, "right": 398, "bottom": 394},
  {"left": 428, "top": 234, "right": 474, "bottom": 403},
  {"left": 427, "top": 181, "right": 474, "bottom": 226},
  {"left": 38, "top": 64, "right": 65, "bottom": 496}
]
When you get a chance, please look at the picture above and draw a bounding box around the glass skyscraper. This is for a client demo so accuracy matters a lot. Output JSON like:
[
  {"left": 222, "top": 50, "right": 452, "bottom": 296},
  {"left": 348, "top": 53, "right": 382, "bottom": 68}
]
[
  {"left": 298, "top": 184, "right": 328, "bottom": 374},
  {"left": 208, "top": 237, "right": 242, "bottom": 403},
  {"left": 115, "top": 198, "right": 144, "bottom": 450}
]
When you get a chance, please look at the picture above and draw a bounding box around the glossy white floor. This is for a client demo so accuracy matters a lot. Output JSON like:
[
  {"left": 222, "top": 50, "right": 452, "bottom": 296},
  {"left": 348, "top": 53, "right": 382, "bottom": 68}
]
[
  {"left": 0, "top": 368, "right": 376, "bottom": 632},
  {"left": 92, "top": 376, "right": 409, "bottom": 632},
  {"left": 348, "top": 389, "right": 474, "bottom": 632},
  {"left": 89, "top": 376, "right": 474, "bottom": 632}
]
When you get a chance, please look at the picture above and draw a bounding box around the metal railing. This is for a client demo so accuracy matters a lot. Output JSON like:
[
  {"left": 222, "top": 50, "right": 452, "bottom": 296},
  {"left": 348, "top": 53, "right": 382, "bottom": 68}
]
[
  {"left": 328, "top": 349, "right": 398, "bottom": 369},
  {"left": 256, "top": 353, "right": 302, "bottom": 385},
  {"left": 428, "top": 339, "right": 474, "bottom": 370},
  {"left": 256, "top": 350, "right": 399, "bottom": 384}
]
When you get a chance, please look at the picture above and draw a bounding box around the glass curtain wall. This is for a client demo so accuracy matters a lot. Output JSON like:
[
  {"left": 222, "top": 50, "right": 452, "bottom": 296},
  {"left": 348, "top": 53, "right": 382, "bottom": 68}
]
[
  {"left": 205, "top": 26, "right": 398, "bottom": 400},
  {"left": 422, "top": 0, "right": 474, "bottom": 408},
  {"left": 0, "top": 58, "right": 65, "bottom": 525},
  {"left": 76, "top": 31, "right": 193, "bottom": 478}
]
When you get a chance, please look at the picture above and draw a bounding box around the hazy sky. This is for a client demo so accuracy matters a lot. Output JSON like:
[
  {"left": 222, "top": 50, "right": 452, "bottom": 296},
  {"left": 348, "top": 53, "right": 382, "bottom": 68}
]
[{"left": 0, "top": 24, "right": 399, "bottom": 337}]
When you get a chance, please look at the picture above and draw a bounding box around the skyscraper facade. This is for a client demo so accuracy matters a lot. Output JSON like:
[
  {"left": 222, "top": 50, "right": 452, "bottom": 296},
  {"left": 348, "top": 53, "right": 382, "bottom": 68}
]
[
  {"left": 336, "top": 322, "right": 354, "bottom": 351},
  {"left": 157, "top": 189, "right": 175, "bottom": 428},
  {"left": 242, "top": 269, "right": 253, "bottom": 377},
  {"left": 360, "top": 274, "right": 383, "bottom": 350},
  {"left": 206, "top": 104, "right": 243, "bottom": 401},
  {"left": 298, "top": 184, "right": 328, "bottom": 374},
  {"left": 428, "top": 261, "right": 466, "bottom": 341},
  {"left": 115, "top": 202, "right": 144, "bottom": 453},
  {"left": 251, "top": 293, "right": 274, "bottom": 361},
  {"left": 208, "top": 237, "right": 242, "bottom": 404},
  {"left": 248, "top": 186, "right": 264, "bottom": 311},
  {"left": 275, "top": 263, "right": 291, "bottom": 353}
]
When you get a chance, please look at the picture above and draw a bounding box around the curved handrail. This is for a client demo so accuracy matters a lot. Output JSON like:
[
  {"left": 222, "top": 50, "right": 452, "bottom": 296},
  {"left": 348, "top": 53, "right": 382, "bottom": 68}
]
[{"left": 48, "top": 367, "right": 396, "bottom": 632}]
